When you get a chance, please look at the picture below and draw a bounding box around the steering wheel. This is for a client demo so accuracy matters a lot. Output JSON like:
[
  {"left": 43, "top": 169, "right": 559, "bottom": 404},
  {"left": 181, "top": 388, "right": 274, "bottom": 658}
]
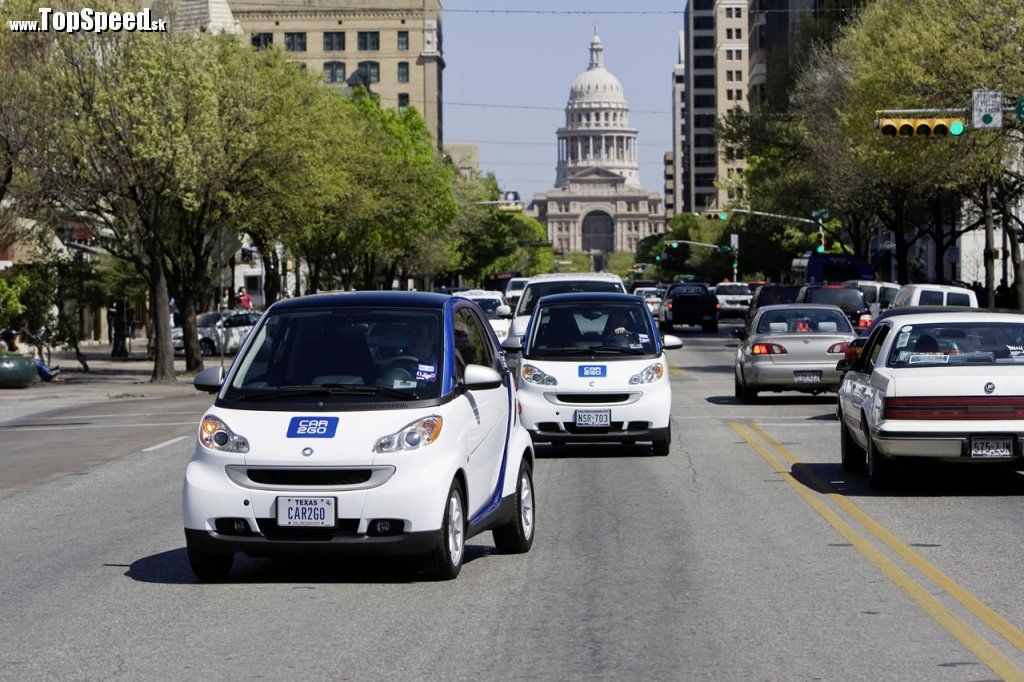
[{"left": 380, "top": 355, "right": 421, "bottom": 381}]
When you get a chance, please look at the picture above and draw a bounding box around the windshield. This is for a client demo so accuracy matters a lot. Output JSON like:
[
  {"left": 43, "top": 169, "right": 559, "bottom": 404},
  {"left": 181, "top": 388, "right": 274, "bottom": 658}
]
[
  {"left": 516, "top": 280, "right": 625, "bottom": 316},
  {"left": 507, "top": 280, "right": 526, "bottom": 292},
  {"left": 716, "top": 284, "right": 750, "bottom": 296},
  {"left": 756, "top": 286, "right": 799, "bottom": 306},
  {"left": 888, "top": 322, "right": 1024, "bottom": 368},
  {"left": 756, "top": 308, "right": 853, "bottom": 335},
  {"left": 225, "top": 307, "right": 445, "bottom": 401},
  {"left": 805, "top": 287, "right": 866, "bottom": 309},
  {"left": 526, "top": 301, "right": 656, "bottom": 358},
  {"left": 467, "top": 297, "right": 503, "bottom": 318},
  {"left": 198, "top": 313, "right": 223, "bottom": 328}
]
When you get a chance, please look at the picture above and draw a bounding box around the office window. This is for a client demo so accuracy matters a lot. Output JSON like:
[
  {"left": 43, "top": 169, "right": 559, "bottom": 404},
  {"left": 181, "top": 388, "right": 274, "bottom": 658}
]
[
  {"left": 726, "top": 28, "right": 733, "bottom": 39},
  {"left": 725, "top": 49, "right": 733, "bottom": 60},
  {"left": 398, "top": 93, "right": 409, "bottom": 112},
  {"left": 694, "top": 16, "right": 714, "bottom": 30},
  {"left": 323, "top": 61, "right": 346, "bottom": 84},
  {"left": 694, "top": 75, "right": 715, "bottom": 88},
  {"left": 397, "top": 61, "right": 409, "bottom": 82},
  {"left": 736, "top": 7, "right": 742, "bottom": 18},
  {"left": 323, "top": 32, "right": 345, "bottom": 51},
  {"left": 736, "top": 69, "right": 743, "bottom": 81},
  {"left": 694, "top": 36, "right": 714, "bottom": 49},
  {"left": 284, "top": 32, "right": 306, "bottom": 52},
  {"left": 736, "top": 28, "right": 742, "bottom": 39},
  {"left": 357, "top": 61, "right": 380, "bottom": 83},
  {"left": 726, "top": 70, "right": 734, "bottom": 82},
  {"left": 251, "top": 32, "right": 272, "bottom": 48},
  {"left": 357, "top": 31, "right": 380, "bottom": 50},
  {"left": 694, "top": 55, "right": 715, "bottom": 69},
  {"left": 694, "top": 95, "right": 715, "bottom": 108},
  {"left": 727, "top": 89, "right": 734, "bottom": 100},
  {"left": 397, "top": 30, "right": 409, "bottom": 50},
  {"left": 725, "top": 7, "right": 733, "bottom": 18}
]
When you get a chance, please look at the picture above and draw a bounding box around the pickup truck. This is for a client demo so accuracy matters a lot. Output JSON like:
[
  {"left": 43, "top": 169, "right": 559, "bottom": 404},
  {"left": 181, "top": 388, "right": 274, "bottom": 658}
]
[{"left": 658, "top": 283, "right": 719, "bottom": 333}]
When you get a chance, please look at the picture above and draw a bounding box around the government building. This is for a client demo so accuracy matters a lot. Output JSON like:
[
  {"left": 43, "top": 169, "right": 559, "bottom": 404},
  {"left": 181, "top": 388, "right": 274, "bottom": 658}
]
[{"left": 530, "top": 34, "right": 666, "bottom": 264}]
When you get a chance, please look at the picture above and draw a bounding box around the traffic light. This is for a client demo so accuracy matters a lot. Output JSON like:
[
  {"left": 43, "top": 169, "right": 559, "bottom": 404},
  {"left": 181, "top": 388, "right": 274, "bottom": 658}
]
[
  {"left": 1017, "top": 97, "right": 1024, "bottom": 124},
  {"left": 816, "top": 229, "right": 826, "bottom": 253},
  {"left": 876, "top": 116, "right": 965, "bottom": 137},
  {"left": 702, "top": 212, "right": 728, "bottom": 221}
]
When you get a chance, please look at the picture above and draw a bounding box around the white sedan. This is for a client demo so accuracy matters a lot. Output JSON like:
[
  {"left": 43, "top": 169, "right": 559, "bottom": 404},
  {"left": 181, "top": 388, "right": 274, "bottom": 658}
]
[
  {"left": 837, "top": 312, "right": 1024, "bottom": 488},
  {"left": 456, "top": 289, "right": 513, "bottom": 341}
]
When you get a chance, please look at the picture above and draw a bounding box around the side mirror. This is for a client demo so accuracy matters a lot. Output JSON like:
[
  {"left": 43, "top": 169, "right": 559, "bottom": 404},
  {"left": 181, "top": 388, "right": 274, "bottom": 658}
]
[
  {"left": 194, "top": 365, "right": 224, "bottom": 393},
  {"left": 836, "top": 359, "right": 853, "bottom": 373},
  {"left": 729, "top": 329, "right": 745, "bottom": 340},
  {"left": 501, "top": 336, "right": 523, "bottom": 352},
  {"left": 496, "top": 304, "right": 512, "bottom": 318},
  {"left": 661, "top": 334, "right": 683, "bottom": 350},
  {"left": 463, "top": 364, "right": 502, "bottom": 391}
]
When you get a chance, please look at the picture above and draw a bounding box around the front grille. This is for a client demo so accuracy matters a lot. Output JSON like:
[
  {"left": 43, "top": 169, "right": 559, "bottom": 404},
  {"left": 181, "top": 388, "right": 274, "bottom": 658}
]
[
  {"left": 255, "top": 518, "right": 360, "bottom": 541},
  {"left": 246, "top": 468, "right": 372, "bottom": 486},
  {"left": 555, "top": 393, "right": 631, "bottom": 404}
]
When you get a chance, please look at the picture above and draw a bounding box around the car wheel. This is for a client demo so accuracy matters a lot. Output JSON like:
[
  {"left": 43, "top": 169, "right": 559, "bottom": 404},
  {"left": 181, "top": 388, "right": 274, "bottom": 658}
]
[
  {"left": 865, "top": 422, "right": 895, "bottom": 489},
  {"left": 493, "top": 461, "right": 535, "bottom": 554},
  {"left": 186, "top": 542, "right": 233, "bottom": 582},
  {"left": 423, "top": 480, "right": 466, "bottom": 580},
  {"left": 199, "top": 339, "right": 215, "bottom": 357},
  {"left": 734, "top": 372, "right": 743, "bottom": 401},
  {"left": 840, "top": 417, "right": 866, "bottom": 472},
  {"left": 652, "top": 425, "right": 671, "bottom": 456},
  {"left": 739, "top": 374, "right": 758, "bottom": 404}
]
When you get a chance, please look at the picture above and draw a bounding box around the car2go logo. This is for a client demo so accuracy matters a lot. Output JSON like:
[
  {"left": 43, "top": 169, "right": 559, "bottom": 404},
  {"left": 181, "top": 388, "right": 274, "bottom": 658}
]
[
  {"left": 286, "top": 417, "right": 339, "bottom": 438},
  {"left": 578, "top": 365, "right": 607, "bottom": 378}
]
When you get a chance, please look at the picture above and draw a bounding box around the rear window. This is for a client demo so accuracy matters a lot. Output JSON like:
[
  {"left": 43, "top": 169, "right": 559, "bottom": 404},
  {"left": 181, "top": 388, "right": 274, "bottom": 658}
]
[
  {"left": 716, "top": 284, "right": 750, "bottom": 296},
  {"left": 756, "top": 308, "right": 852, "bottom": 335},
  {"left": 881, "top": 287, "right": 898, "bottom": 306},
  {"left": 756, "top": 287, "right": 799, "bottom": 307},
  {"left": 919, "top": 290, "right": 944, "bottom": 306},
  {"left": 670, "top": 285, "right": 710, "bottom": 296},
  {"left": 947, "top": 292, "right": 972, "bottom": 306},
  {"left": 858, "top": 285, "right": 877, "bottom": 304},
  {"left": 888, "top": 322, "right": 1024, "bottom": 367},
  {"left": 805, "top": 288, "right": 867, "bottom": 309}
]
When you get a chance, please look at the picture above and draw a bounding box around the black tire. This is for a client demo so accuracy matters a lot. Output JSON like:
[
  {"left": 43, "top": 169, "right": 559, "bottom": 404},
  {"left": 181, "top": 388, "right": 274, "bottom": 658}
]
[
  {"left": 493, "top": 461, "right": 535, "bottom": 554},
  {"left": 734, "top": 372, "right": 743, "bottom": 401},
  {"left": 703, "top": 322, "right": 719, "bottom": 334},
  {"left": 738, "top": 373, "right": 757, "bottom": 404},
  {"left": 839, "top": 417, "right": 866, "bottom": 472},
  {"left": 187, "top": 542, "right": 233, "bottom": 582},
  {"left": 423, "top": 480, "right": 466, "bottom": 580},
  {"left": 199, "top": 339, "right": 215, "bottom": 357},
  {"left": 865, "top": 422, "right": 895, "bottom": 489},
  {"left": 652, "top": 425, "right": 671, "bottom": 457}
]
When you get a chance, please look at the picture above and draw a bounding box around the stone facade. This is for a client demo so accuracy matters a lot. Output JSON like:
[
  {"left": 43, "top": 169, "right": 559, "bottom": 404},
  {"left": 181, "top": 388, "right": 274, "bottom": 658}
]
[{"left": 531, "top": 34, "right": 666, "bottom": 259}]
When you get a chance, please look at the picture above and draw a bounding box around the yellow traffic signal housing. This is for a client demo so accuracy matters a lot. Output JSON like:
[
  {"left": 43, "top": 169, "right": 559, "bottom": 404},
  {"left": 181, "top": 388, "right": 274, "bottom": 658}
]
[{"left": 876, "top": 116, "right": 965, "bottom": 137}]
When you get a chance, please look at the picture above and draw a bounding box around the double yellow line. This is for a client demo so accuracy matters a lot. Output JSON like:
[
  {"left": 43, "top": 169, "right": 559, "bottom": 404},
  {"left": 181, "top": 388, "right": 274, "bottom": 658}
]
[{"left": 732, "top": 421, "right": 1024, "bottom": 680}]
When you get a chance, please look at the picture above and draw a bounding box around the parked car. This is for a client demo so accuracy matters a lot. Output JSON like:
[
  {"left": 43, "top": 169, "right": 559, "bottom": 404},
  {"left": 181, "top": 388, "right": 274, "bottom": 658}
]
[
  {"left": 184, "top": 291, "right": 536, "bottom": 581},
  {"left": 504, "top": 292, "right": 682, "bottom": 455},
  {"left": 837, "top": 311, "right": 1024, "bottom": 487},
  {"left": 891, "top": 283, "right": 978, "bottom": 308},
  {"left": 796, "top": 284, "right": 872, "bottom": 330},
  {"left": 456, "top": 289, "right": 513, "bottom": 340},
  {"left": 733, "top": 305, "right": 856, "bottom": 403},
  {"left": 714, "top": 282, "right": 753, "bottom": 319},
  {"left": 172, "top": 311, "right": 261, "bottom": 357},
  {"left": 659, "top": 282, "right": 719, "bottom": 333},
  {"left": 846, "top": 280, "right": 900, "bottom": 316}
]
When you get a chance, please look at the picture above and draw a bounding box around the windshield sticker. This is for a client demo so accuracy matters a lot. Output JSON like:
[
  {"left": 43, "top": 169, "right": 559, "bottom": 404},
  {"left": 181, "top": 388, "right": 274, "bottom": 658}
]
[
  {"left": 1008, "top": 345, "right": 1024, "bottom": 356},
  {"left": 630, "top": 343, "right": 643, "bottom": 350},
  {"left": 638, "top": 333, "right": 650, "bottom": 343},
  {"left": 896, "top": 332, "right": 911, "bottom": 348},
  {"left": 908, "top": 353, "right": 948, "bottom": 365},
  {"left": 393, "top": 379, "right": 418, "bottom": 389},
  {"left": 415, "top": 364, "right": 437, "bottom": 382}
]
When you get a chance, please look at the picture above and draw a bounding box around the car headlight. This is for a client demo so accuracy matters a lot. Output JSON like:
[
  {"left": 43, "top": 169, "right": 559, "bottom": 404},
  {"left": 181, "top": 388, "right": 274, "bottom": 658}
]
[
  {"left": 629, "top": 363, "right": 665, "bottom": 385},
  {"left": 374, "top": 415, "right": 443, "bottom": 453},
  {"left": 199, "top": 415, "right": 249, "bottom": 453},
  {"left": 521, "top": 364, "right": 557, "bottom": 386}
]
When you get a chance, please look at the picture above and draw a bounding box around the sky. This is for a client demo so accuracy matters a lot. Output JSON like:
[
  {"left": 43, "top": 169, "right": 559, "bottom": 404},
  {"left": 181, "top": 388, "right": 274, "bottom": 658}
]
[{"left": 441, "top": 1, "right": 684, "bottom": 203}]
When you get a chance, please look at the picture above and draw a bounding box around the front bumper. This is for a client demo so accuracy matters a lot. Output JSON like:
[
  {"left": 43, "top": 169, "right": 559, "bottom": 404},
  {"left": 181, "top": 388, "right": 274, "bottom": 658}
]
[
  {"left": 746, "top": 360, "right": 843, "bottom": 392},
  {"left": 518, "top": 381, "right": 671, "bottom": 443},
  {"left": 184, "top": 527, "right": 436, "bottom": 555}
]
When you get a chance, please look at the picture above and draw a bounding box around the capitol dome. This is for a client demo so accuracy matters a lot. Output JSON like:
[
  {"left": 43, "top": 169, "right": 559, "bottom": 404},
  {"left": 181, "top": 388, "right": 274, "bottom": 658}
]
[{"left": 568, "top": 35, "right": 626, "bottom": 106}]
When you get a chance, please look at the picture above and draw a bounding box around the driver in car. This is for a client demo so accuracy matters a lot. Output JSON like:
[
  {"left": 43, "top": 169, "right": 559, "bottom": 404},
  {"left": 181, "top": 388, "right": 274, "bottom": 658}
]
[{"left": 603, "top": 309, "right": 643, "bottom": 345}]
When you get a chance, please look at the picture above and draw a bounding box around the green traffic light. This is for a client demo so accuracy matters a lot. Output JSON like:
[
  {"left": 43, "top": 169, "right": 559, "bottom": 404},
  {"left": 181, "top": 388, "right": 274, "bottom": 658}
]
[
  {"left": 815, "top": 245, "right": 826, "bottom": 253},
  {"left": 718, "top": 213, "right": 728, "bottom": 221},
  {"left": 671, "top": 242, "right": 678, "bottom": 248},
  {"left": 950, "top": 120, "right": 965, "bottom": 136}
]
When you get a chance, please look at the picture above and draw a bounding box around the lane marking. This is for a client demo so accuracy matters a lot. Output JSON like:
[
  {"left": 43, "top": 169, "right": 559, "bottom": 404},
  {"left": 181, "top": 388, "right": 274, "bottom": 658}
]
[
  {"left": 141, "top": 435, "right": 189, "bottom": 452},
  {"left": 731, "top": 422, "right": 1024, "bottom": 680},
  {"left": 749, "top": 422, "right": 1024, "bottom": 658},
  {"left": 0, "top": 421, "right": 196, "bottom": 433},
  {"left": 13, "top": 410, "right": 202, "bottom": 421}
]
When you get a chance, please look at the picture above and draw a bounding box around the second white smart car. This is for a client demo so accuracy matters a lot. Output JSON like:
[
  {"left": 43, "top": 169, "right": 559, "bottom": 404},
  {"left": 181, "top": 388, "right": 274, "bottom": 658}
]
[{"left": 504, "top": 293, "right": 682, "bottom": 455}]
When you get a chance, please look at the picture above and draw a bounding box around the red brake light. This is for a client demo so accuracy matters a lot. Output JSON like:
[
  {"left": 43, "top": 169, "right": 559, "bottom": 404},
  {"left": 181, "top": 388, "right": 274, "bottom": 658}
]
[
  {"left": 667, "top": 301, "right": 673, "bottom": 310},
  {"left": 826, "top": 285, "right": 844, "bottom": 288},
  {"left": 858, "top": 314, "right": 873, "bottom": 328},
  {"left": 716, "top": 302, "right": 721, "bottom": 309},
  {"left": 752, "top": 343, "right": 787, "bottom": 355},
  {"left": 827, "top": 342, "right": 849, "bottom": 354}
]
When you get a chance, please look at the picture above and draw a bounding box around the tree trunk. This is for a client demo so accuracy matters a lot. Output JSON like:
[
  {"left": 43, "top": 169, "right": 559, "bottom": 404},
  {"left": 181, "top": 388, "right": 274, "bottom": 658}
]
[
  {"left": 261, "top": 249, "right": 280, "bottom": 306},
  {"left": 1003, "top": 198, "right": 1024, "bottom": 311},
  {"left": 147, "top": 248, "right": 176, "bottom": 383},
  {"left": 177, "top": 294, "right": 204, "bottom": 373},
  {"left": 984, "top": 181, "right": 996, "bottom": 308}
]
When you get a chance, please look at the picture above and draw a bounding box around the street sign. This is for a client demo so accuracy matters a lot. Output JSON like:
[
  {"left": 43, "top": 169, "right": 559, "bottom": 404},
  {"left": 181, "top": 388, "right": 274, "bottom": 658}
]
[
  {"left": 811, "top": 209, "right": 829, "bottom": 221},
  {"left": 730, "top": 233, "right": 739, "bottom": 250},
  {"left": 972, "top": 90, "right": 1003, "bottom": 129}
]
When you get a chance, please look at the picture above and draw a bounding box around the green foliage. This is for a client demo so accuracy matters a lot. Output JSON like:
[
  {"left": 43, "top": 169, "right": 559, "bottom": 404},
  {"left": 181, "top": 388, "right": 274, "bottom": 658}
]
[
  {"left": 0, "top": 273, "right": 27, "bottom": 330},
  {"left": 605, "top": 252, "right": 635, "bottom": 280},
  {"left": 551, "top": 253, "right": 592, "bottom": 273}
]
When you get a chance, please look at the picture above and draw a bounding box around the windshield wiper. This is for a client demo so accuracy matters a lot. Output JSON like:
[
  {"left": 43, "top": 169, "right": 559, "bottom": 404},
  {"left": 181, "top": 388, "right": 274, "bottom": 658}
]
[
  {"left": 537, "top": 346, "right": 645, "bottom": 356},
  {"left": 239, "top": 384, "right": 418, "bottom": 401}
]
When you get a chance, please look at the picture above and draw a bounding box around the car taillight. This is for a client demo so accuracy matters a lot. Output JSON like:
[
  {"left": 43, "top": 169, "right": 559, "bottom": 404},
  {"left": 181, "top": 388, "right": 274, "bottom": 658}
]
[
  {"left": 752, "top": 343, "right": 787, "bottom": 355},
  {"left": 716, "top": 302, "right": 721, "bottom": 309},
  {"left": 858, "top": 314, "right": 873, "bottom": 328},
  {"left": 827, "top": 342, "right": 849, "bottom": 354},
  {"left": 667, "top": 301, "right": 673, "bottom": 310},
  {"left": 884, "top": 397, "right": 1024, "bottom": 420}
]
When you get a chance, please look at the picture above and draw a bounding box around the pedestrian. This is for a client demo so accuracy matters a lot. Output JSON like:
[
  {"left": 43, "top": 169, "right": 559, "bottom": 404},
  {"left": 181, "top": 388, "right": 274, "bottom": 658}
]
[{"left": 237, "top": 286, "right": 252, "bottom": 310}]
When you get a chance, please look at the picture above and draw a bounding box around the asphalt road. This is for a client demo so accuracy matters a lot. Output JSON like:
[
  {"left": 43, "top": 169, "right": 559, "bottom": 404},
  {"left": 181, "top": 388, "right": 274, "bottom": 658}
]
[{"left": 4, "top": 323, "right": 1024, "bottom": 679}]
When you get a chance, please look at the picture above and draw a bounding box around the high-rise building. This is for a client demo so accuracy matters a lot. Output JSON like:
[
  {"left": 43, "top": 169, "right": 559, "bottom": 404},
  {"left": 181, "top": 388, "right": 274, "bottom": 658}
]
[
  {"left": 675, "top": 0, "right": 749, "bottom": 212},
  {"left": 748, "top": 0, "right": 816, "bottom": 112},
  {"left": 530, "top": 34, "right": 665, "bottom": 264},
  {"left": 172, "top": 0, "right": 444, "bottom": 146},
  {"left": 666, "top": 31, "right": 688, "bottom": 217}
]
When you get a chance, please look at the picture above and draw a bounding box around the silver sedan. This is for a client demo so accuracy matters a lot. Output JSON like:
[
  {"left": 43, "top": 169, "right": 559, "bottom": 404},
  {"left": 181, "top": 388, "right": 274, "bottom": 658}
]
[{"left": 733, "top": 304, "right": 856, "bottom": 403}]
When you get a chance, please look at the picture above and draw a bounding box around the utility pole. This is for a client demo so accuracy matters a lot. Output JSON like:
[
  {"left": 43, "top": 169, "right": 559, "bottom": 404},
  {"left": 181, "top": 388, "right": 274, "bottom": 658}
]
[{"left": 985, "top": 180, "right": 996, "bottom": 308}]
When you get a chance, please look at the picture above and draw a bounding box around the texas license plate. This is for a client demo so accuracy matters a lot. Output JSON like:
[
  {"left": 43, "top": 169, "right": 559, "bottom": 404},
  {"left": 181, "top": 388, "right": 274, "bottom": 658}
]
[
  {"left": 575, "top": 409, "right": 611, "bottom": 428},
  {"left": 970, "top": 437, "right": 1013, "bottom": 459},
  {"left": 276, "top": 497, "right": 336, "bottom": 527},
  {"left": 794, "top": 371, "right": 822, "bottom": 384}
]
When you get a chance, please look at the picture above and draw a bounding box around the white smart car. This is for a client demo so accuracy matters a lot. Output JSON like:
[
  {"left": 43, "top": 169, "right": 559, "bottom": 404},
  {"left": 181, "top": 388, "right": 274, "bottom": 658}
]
[
  {"left": 503, "top": 292, "right": 682, "bottom": 455},
  {"left": 183, "top": 291, "right": 536, "bottom": 581},
  {"left": 837, "top": 311, "right": 1024, "bottom": 488},
  {"left": 456, "top": 289, "right": 513, "bottom": 341}
]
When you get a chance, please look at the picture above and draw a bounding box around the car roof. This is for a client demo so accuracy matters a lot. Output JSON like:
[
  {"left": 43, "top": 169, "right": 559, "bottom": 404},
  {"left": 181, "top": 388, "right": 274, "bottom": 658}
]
[
  {"left": 458, "top": 289, "right": 503, "bottom": 298},
  {"left": 537, "top": 292, "right": 645, "bottom": 305},
  {"left": 845, "top": 280, "right": 899, "bottom": 287},
  {"left": 526, "top": 272, "right": 623, "bottom": 283},
  {"left": 898, "top": 283, "right": 974, "bottom": 293},
  {"left": 879, "top": 311, "right": 1024, "bottom": 326},
  {"left": 270, "top": 290, "right": 450, "bottom": 311},
  {"left": 756, "top": 303, "right": 847, "bottom": 314},
  {"left": 878, "top": 305, "right": 980, "bottom": 318}
]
